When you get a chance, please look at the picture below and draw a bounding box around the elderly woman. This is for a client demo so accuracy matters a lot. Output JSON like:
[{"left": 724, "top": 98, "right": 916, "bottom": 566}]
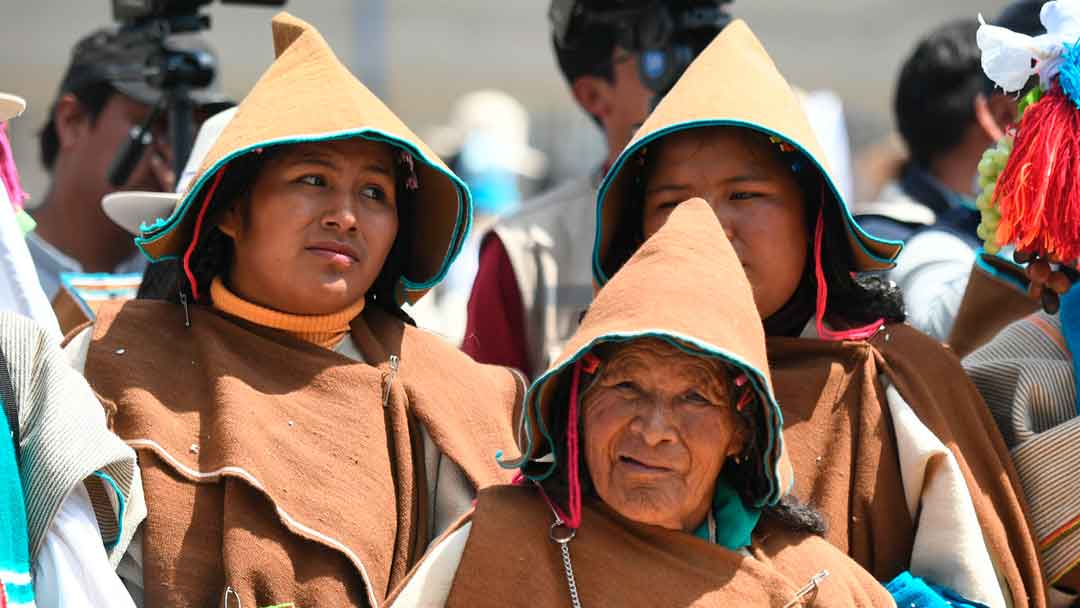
[
  {"left": 63, "top": 13, "right": 521, "bottom": 608},
  {"left": 389, "top": 200, "right": 894, "bottom": 607},
  {"left": 589, "top": 20, "right": 1044, "bottom": 608}
]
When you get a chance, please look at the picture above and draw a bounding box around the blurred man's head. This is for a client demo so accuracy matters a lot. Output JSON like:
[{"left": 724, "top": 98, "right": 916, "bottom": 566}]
[
  {"left": 40, "top": 27, "right": 227, "bottom": 200},
  {"left": 34, "top": 25, "right": 229, "bottom": 270},
  {"left": 894, "top": 19, "right": 1016, "bottom": 179},
  {"left": 550, "top": 0, "right": 731, "bottom": 161}
]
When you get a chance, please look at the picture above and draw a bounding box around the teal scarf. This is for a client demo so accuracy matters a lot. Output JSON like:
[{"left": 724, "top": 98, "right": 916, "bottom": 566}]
[
  {"left": 0, "top": 396, "right": 34, "bottom": 606},
  {"left": 692, "top": 479, "right": 761, "bottom": 550}
]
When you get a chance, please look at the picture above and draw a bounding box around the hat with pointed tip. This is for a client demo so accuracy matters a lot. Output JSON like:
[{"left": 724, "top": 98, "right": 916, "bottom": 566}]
[
  {"left": 593, "top": 19, "right": 901, "bottom": 287},
  {"left": 511, "top": 198, "right": 792, "bottom": 508},
  {"left": 135, "top": 12, "right": 472, "bottom": 305}
]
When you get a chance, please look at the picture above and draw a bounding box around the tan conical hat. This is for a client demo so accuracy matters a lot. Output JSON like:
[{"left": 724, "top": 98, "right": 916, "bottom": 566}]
[
  {"left": 593, "top": 20, "right": 901, "bottom": 286},
  {"left": 135, "top": 13, "right": 472, "bottom": 304},
  {"left": 513, "top": 198, "right": 792, "bottom": 507}
]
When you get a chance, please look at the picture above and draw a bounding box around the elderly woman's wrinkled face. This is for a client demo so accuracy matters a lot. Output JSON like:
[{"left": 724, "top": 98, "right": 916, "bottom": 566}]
[
  {"left": 218, "top": 139, "right": 399, "bottom": 315},
  {"left": 583, "top": 339, "right": 748, "bottom": 532},
  {"left": 642, "top": 127, "right": 808, "bottom": 319}
]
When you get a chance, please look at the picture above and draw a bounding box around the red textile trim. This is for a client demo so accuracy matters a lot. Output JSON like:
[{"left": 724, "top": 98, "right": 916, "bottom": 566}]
[
  {"left": 181, "top": 168, "right": 227, "bottom": 302},
  {"left": 813, "top": 194, "right": 884, "bottom": 341}
]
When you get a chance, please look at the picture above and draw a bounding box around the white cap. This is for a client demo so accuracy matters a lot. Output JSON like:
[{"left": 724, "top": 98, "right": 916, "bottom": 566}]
[
  {"left": 103, "top": 106, "right": 237, "bottom": 236},
  {"left": 0, "top": 92, "right": 26, "bottom": 122},
  {"left": 424, "top": 89, "right": 547, "bottom": 179}
]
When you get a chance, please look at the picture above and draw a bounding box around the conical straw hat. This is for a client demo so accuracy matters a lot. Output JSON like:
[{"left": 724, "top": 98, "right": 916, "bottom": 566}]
[
  {"left": 593, "top": 20, "right": 901, "bottom": 286},
  {"left": 514, "top": 198, "right": 792, "bottom": 507},
  {"left": 135, "top": 13, "right": 472, "bottom": 304}
]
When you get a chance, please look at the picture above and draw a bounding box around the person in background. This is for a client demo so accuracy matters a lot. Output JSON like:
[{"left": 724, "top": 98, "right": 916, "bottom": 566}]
[
  {"left": 27, "top": 25, "right": 228, "bottom": 301},
  {"left": 859, "top": 5, "right": 1045, "bottom": 341},
  {"left": 407, "top": 90, "right": 545, "bottom": 343},
  {"left": 462, "top": 0, "right": 733, "bottom": 379}
]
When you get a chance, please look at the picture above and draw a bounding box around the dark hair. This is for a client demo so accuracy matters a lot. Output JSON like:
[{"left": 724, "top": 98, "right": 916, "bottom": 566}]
[
  {"left": 993, "top": 0, "right": 1049, "bottom": 38},
  {"left": 39, "top": 81, "right": 117, "bottom": 171},
  {"left": 894, "top": 19, "right": 988, "bottom": 167},
  {"left": 603, "top": 129, "right": 904, "bottom": 337},
  {"left": 530, "top": 358, "right": 826, "bottom": 537},
  {"left": 552, "top": 1, "right": 623, "bottom": 87},
  {"left": 143, "top": 143, "right": 416, "bottom": 324}
]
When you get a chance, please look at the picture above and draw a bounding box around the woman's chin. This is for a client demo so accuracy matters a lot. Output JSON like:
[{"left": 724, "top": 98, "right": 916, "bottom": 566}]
[
  {"left": 282, "top": 281, "right": 366, "bottom": 315},
  {"left": 602, "top": 487, "right": 688, "bottom": 531}
]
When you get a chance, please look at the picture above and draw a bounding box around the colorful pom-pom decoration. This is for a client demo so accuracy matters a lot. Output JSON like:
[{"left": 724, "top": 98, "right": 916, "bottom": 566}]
[{"left": 977, "top": 1, "right": 1080, "bottom": 262}]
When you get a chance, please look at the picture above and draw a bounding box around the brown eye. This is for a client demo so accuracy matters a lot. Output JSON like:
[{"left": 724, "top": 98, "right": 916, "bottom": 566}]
[
  {"left": 683, "top": 391, "right": 710, "bottom": 405},
  {"left": 298, "top": 175, "right": 326, "bottom": 187},
  {"left": 729, "top": 191, "right": 762, "bottom": 201},
  {"left": 360, "top": 185, "right": 387, "bottom": 201}
]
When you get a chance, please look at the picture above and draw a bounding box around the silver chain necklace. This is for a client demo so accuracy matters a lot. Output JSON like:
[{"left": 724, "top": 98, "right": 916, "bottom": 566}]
[{"left": 550, "top": 519, "right": 583, "bottom": 608}]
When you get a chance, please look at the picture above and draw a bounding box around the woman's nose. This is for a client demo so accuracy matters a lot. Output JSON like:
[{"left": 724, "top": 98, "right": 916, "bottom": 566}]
[
  {"left": 631, "top": 401, "right": 678, "bottom": 447},
  {"left": 706, "top": 199, "right": 738, "bottom": 242},
  {"left": 320, "top": 195, "right": 359, "bottom": 233}
]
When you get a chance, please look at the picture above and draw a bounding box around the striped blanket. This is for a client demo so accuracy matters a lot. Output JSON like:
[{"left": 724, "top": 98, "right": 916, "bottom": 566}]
[{"left": 964, "top": 307, "right": 1080, "bottom": 585}]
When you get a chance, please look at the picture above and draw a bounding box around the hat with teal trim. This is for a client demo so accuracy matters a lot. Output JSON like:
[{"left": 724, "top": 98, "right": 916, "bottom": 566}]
[
  {"left": 593, "top": 19, "right": 901, "bottom": 287},
  {"left": 135, "top": 12, "right": 472, "bottom": 305},
  {"left": 505, "top": 198, "right": 793, "bottom": 513}
]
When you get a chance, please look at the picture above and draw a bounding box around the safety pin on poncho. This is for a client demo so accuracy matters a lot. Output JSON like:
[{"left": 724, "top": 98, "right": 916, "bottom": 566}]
[{"left": 782, "top": 569, "right": 830, "bottom": 607}]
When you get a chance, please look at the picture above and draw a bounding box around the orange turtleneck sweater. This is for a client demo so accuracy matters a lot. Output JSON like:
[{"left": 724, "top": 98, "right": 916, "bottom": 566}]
[{"left": 209, "top": 277, "right": 365, "bottom": 349}]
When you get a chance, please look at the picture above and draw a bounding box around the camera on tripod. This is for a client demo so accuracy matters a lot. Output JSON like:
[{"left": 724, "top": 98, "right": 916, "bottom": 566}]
[{"left": 107, "top": 0, "right": 285, "bottom": 187}]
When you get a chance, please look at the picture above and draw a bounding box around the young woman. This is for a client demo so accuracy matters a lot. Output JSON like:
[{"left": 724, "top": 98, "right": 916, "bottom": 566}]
[
  {"left": 590, "top": 20, "right": 1045, "bottom": 608},
  {"left": 390, "top": 200, "right": 895, "bottom": 608},
  {"left": 66, "top": 14, "right": 521, "bottom": 608}
]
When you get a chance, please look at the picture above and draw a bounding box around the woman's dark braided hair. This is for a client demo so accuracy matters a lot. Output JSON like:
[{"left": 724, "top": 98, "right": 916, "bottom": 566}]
[
  {"left": 138, "top": 142, "right": 417, "bottom": 325},
  {"left": 602, "top": 129, "right": 905, "bottom": 338},
  {"left": 530, "top": 353, "right": 826, "bottom": 537}
]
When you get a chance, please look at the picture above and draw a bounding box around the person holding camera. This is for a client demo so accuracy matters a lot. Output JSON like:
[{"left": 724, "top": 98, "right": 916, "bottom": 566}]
[{"left": 27, "top": 25, "right": 228, "bottom": 302}]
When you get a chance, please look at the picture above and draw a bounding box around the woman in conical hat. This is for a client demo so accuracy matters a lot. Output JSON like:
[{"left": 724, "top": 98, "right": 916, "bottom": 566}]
[
  {"left": 64, "top": 13, "right": 522, "bottom": 608},
  {"left": 592, "top": 19, "right": 1045, "bottom": 608},
  {"left": 388, "top": 200, "right": 894, "bottom": 607}
]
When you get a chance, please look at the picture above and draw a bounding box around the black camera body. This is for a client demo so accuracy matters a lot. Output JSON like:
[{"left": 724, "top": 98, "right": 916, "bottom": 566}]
[
  {"left": 112, "top": 0, "right": 213, "bottom": 24},
  {"left": 113, "top": 0, "right": 286, "bottom": 25},
  {"left": 106, "top": 0, "right": 284, "bottom": 185}
]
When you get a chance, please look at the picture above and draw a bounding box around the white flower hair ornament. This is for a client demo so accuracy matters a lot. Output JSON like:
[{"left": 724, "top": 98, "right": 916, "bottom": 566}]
[{"left": 975, "top": 0, "right": 1080, "bottom": 260}]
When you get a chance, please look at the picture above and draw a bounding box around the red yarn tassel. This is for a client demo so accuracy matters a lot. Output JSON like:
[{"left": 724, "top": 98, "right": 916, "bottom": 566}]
[
  {"left": 181, "top": 167, "right": 227, "bottom": 302},
  {"left": 994, "top": 87, "right": 1080, "bottom": 261}
]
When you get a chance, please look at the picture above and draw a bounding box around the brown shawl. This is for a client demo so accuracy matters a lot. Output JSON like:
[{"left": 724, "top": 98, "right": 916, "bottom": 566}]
[
  {"left": 444, "top": 485, "right": 894, "bottom": 608},
  {"left": 85, "top": 299, "right": 522, "bottom": 607},
  {"left": 771, "top": 323, "right": 1046, "bottom": 607},
  {"left": 948, "top": 254, "right": 1039, "bottom": 358}
]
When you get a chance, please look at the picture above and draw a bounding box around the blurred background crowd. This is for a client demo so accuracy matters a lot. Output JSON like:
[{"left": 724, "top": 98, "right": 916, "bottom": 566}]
[
  {"left": 0, "top": 0, "right": 1017, "bottom": 343},
  {"left": 0, "top": 0, "right": 1012, "bottom": 212}
]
